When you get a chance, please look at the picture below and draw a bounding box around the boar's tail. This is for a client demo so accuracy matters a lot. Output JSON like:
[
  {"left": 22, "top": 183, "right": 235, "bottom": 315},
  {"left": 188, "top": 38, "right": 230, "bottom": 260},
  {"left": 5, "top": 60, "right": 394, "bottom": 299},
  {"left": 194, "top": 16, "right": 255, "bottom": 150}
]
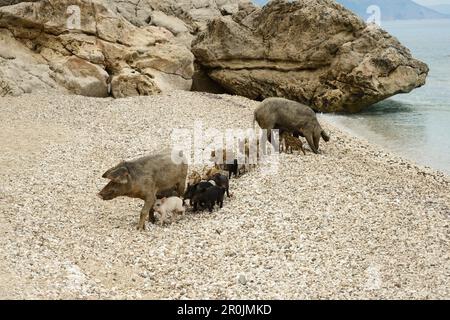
[
  {"left": 252, "top": 112, "right": 257, "bottom": 130},
  {"left": 321, "top": 130, "right": 330, "bottom": 142}
]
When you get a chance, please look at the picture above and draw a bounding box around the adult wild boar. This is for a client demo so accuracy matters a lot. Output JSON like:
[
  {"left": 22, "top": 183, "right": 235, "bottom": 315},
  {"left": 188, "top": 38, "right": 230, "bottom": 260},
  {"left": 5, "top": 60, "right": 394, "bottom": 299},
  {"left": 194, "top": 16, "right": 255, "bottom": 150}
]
[
  {"left": 98, "top": 150, "right": 188, "bottom": 230},
  {"left": 253, "top": 98, "right": 330, "bottom": 154}
]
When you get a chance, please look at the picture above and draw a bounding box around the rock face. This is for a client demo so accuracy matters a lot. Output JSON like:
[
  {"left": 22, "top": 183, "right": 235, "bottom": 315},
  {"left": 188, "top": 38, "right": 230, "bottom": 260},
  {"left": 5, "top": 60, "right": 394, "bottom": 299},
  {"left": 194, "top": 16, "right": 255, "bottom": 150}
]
[
  {"left": 0, "top": 1, "right": 38, "bottom": 6},
  {"left": 109, "top": 0, "right": 253, "bottom": 31},
  {"left": 0, "top": 28, "right": 60, "bottom": 96},
  {"left": 192, "top": 0, "right": 429, "bottom": 113},
  {"left": 0, "top": 0, "right": 253, "bottom": 98},
  {"left": 0, "top": 0, "right": 194, "bottom": 97}
]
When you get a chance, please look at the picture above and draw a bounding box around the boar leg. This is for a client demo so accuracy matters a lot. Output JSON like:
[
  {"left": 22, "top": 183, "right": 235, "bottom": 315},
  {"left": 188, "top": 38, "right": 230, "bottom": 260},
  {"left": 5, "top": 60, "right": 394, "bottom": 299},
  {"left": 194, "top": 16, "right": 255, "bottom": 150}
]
[
  {"left": 158, "top": 209, "right": 167, "bottom": 226},
  {"left": 148, "top": 208, "right": 156, "bottom": 223},
  {"left": 137, "top": 195, "right": 156, "bottom": 230},
  {"left": 266, "top": 128, "right": 273, "bottom": 144},
  {"left": 174, "top": 208, "right": 185, "bottom": 222},
  {"left": 176, "top": 180, "right": 186, "bottom": 197},
  {"left": 280, "top": 139, "right": 285, "bottom": 153},
  {"left": 301, "top": 144, "right": 306, "bottom": 155},
  {"left": 208, "top": 201, "right": 214, "bottom": 213},
  {"left": 234, "top": 160, "right": 239, "bottom": 177}
]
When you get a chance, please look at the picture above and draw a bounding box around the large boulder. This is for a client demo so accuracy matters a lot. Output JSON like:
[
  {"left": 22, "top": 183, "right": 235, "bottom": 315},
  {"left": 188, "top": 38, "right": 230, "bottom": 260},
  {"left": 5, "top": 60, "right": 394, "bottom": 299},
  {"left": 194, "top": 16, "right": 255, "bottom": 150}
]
[
  {"left": 192, "top": 0, "right": 429, "bottom": 113},
  {"left": 51, "top": 56, "right": 109, "bottom": 97},
  {"left": 110, "top": 68, "right": 161, "bottom": 98},
  {"left": 0, "top": 0, "right": 194, "bottom": 97}
]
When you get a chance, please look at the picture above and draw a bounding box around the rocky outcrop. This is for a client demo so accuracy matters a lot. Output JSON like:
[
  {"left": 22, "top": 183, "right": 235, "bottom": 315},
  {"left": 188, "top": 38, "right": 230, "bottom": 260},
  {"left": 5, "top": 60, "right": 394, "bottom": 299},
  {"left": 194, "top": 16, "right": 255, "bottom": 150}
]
[
  {"left": 109, "top": 0, "right": 253, "bottom": 32},
  {"left": 107, "top": 0, "right": 253, "bottom": 50},
  {"left": 0, "top": 1, "right": 38, "bottom": 6},
  {"left": 0, "top": 28, "right": 59, "bottom": 96},
  {"left": 0, "top": 0, "right": 194, "bottom": 97},
  {"left": 193, "top": 0, "right": 429, "bottom": 113},
  {"left": 0, "top": 0, "right": 254, "bottom": 98},
  {"left": 0, "top": 0, "right": 430, "bottom": 106}
]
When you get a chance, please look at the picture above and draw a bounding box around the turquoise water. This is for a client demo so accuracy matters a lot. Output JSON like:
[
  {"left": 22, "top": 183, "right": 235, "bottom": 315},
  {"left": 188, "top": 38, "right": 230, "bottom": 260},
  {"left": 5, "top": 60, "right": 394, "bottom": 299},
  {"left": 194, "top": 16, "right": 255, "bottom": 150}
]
[{"left": 324, "top": 19, "right": 450, "bottom": 175}]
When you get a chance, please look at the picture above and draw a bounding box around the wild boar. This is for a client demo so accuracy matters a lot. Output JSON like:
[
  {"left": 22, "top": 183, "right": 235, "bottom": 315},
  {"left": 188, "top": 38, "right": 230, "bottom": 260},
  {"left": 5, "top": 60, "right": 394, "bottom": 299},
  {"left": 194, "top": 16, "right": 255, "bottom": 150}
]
[
  {"left": 225, "top": 159, "right": 240, "bottom": 179},
  {"left": 253, "top": 97, "right": 330, "bottom": 154},
  {"left": 191, "top": 186, "right": 225, "bottom": 213},
  {"left": 98, "top": 150, "right": 188, "bottom": 230},
  {"left": 183, "top": 181, "right": 214, "bottom": 209},
  {"left": 210, "top": 149, "right": 243, "bottom": 179},
  {"left": 187, "top": 170, "right": 202, "bottom": 186},
  {"left": 153, "top": 197, "right": 185, "bottom": 225},
  {"left": 210, "top": 173, "right": 231, "bottom": 198},
  {"left": 202, "top": 166, "right": 221, "bottom": 181},
  {"left": 232, "top": 140, "right": 259, "bottom": 173},
  {"left": 280, "top": 131, "right": 306, "bottom": 155}
]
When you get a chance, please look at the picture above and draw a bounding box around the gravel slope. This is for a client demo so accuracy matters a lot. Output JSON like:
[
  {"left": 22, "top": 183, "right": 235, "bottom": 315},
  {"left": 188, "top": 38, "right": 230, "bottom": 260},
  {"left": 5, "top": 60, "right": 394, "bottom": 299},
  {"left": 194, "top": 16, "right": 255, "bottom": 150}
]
[{"left": 0, "top": 91, "right": 449, "bottom": 299}]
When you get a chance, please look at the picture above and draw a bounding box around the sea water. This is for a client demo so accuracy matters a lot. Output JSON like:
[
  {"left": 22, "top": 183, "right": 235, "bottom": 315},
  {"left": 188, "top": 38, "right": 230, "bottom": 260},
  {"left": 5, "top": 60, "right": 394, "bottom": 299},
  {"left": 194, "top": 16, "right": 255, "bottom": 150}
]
[{"left": 322, "top": 19, "right": 450, "bottom": 175}]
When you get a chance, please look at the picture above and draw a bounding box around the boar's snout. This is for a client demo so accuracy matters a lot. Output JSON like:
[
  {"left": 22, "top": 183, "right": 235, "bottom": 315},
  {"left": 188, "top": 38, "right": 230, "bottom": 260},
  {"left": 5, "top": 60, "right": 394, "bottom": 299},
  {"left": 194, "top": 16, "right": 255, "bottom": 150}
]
[
  {"left": 98, "top": 181, "right": 123, "bottom": 201},
  {"left": 183, "top": 186, "right": 194, "bottom": 200},
  {"left": 98, "top": 188, "right": 115, "bottom": 201}
]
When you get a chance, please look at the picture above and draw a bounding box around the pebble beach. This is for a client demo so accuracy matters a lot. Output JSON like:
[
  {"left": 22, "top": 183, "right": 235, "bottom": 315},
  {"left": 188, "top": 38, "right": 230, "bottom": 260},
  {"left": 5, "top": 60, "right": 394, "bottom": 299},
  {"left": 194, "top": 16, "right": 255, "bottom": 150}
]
[{"left": 0, "top": 91, "right": 449, "bottom": 299}]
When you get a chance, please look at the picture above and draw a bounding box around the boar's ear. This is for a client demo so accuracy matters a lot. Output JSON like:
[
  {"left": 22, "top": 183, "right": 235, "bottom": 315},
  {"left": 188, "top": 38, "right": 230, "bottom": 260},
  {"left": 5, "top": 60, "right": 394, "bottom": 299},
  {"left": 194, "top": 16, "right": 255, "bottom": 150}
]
[
  {"left": 102, "top": 167, "right": 112, "bottom": 179},
  {"left": 104, "top": 166, "right": 129, "bottom": 184},
  {"left": 161, "top": 197, "right": 166, "bottom": 203}
]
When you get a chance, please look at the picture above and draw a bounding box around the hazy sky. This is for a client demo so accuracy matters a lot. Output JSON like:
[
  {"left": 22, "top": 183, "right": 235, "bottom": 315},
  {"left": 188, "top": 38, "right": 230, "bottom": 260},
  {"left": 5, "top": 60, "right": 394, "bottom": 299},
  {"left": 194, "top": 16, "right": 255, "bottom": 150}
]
[
  {"left": 414, "top": 0, "right": 450, "bottom": 5},
  {"left": 254, "top": 0, "right": 450, "bottom": 5}
]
